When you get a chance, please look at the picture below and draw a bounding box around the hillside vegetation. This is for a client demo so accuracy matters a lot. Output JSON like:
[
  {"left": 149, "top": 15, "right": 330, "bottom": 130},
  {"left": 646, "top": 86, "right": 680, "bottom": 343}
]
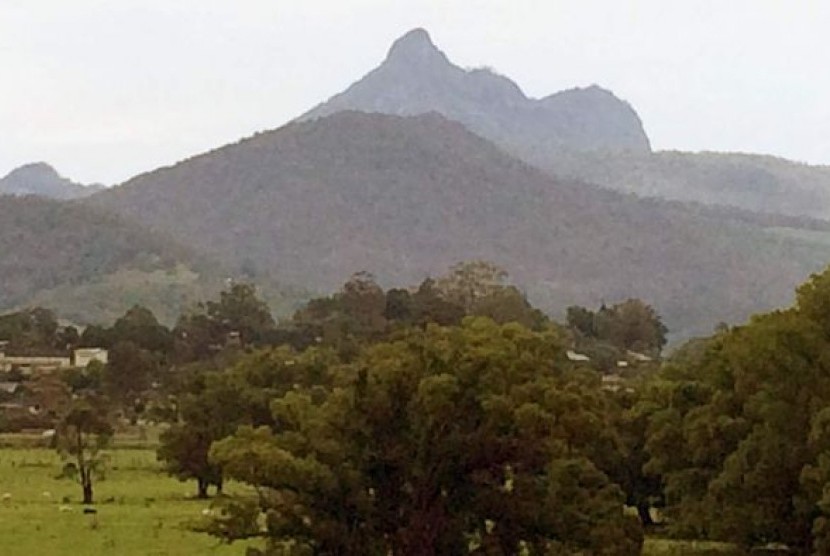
[
  {"left": 545, "top": 150, "right": 830, "bottom": 220},
  {"left": 88, "top": 111, "right": 830, "bottom": 339},
  {"left": 0, "top": 195, "right": 302, "bottom": 325}
]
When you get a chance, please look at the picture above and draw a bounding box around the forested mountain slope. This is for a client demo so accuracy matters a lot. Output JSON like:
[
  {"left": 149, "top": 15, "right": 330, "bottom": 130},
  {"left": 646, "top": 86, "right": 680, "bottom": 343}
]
[
  {"left": 0, "top": 195, "right": 302, "bottom": 325},
  {"left": 88, "top": 111, "right": 830, "bottom": 339},
  {"left": 545, "top": 150, "right": 830, "bottom": 220}
]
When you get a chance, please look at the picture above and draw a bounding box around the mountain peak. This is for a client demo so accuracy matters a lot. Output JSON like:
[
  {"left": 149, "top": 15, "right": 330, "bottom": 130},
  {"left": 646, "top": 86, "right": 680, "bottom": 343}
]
[
  {"left": 6, "top": 162, "right": 60, "bottom": 180},
  {"left": 385, "top": 28, "right": 448, "bottom": 67},
  {"left": 0, "top": 162, "right": 101, "bottom": 199},
  {"left": 300, "top": 28, "right": 651, "bottom": 155}
]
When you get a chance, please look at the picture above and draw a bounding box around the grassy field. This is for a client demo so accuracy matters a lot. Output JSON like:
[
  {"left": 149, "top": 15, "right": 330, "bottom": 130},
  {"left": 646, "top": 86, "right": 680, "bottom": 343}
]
[
  {"left": 642, "top": 538, "right": 742, "bottom": 556},
  {"left": 0, "top": 447, "right": 256, "bottom": 556}
]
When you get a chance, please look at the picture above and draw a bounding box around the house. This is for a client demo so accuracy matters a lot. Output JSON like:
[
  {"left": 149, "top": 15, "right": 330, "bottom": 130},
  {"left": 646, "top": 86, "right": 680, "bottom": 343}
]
[
  {"left": 0, "top": 353, "right": 71, "bottom": 374},
  {"left": 73, "top": 348, "right": 108, "bottom": 368}
]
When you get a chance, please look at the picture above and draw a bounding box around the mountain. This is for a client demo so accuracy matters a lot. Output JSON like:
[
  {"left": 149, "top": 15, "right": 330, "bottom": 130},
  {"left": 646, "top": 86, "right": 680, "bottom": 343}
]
[
  {"left": 301, "top": 28, "right": 830, "bottom": 219},
  {"left": 88, "top": 111, "right": 830, "bottom": 340},
  {"left": 0, "top": 163, "right": 103, "bottom": 200},
  {"left": 0, "top": 195, "right": 301, "bottom": 325},
  {"left": 301, "top": 28, "right": 651, "bottom": 159}
]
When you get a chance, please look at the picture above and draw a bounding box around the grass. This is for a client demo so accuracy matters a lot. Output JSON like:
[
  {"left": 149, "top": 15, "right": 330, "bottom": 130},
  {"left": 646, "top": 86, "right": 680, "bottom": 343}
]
[
  {"left": 0, "top": 447, "right": 257, "bottom": 556},
  {"left": 643, "top": 538, "right": 743, "bottom": 555}
]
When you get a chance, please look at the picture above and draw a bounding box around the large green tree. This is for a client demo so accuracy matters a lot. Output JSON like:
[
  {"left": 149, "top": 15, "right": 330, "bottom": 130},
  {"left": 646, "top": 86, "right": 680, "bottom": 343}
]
[
  {"left": 643, "top": 267, "right": 830, "bottom": 552},
  {"left": 209, "top": 318, "right": 642, "bottom": 555},
  {"left": 158, "top": 346, "right": 338, "bottom": 498}
]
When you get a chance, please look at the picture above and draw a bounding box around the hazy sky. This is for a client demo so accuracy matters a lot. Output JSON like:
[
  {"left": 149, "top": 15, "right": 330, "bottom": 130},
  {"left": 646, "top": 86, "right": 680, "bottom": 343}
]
[{"left": 2, "top": 0, "right": 829, "bottom": 185}]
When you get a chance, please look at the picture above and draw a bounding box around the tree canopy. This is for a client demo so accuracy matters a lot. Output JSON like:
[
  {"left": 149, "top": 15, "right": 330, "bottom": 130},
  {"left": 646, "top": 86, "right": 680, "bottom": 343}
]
[{"left": 209, "top": 318, "right": 642, "bottom": 555}]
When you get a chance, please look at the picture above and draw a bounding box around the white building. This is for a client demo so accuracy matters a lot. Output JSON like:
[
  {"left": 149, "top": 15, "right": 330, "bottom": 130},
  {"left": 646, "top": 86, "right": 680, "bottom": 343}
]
[{"left": 73, "top": 348, "right": 108, "bottom": 368}]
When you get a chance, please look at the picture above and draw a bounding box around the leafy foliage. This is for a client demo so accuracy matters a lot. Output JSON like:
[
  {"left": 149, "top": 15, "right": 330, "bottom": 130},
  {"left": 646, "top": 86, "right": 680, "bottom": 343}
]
[
  {"left": 209, "top": 318, "right": 642, "bottom": 555},
  {"left": 641, "top": 265, "right": 830, "bottom": 552}
]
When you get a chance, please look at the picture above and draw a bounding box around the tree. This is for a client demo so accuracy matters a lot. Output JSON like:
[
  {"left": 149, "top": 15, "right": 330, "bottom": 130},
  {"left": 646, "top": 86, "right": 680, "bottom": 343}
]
[
  {"left": 104, "top": 341, "right": 159, "bottom": 415},
  {"left": 158, "top": 423, "right": 224, "bottom": 499},
  {"left": 111, "top": 305, "right": 173, "bottom": 355},
  {"left": 0, "top": 307, "right": 63, "bottom": 355},
  {"left": 644, "top": 305, "right": 830, "bottom": 551},
  {"left": 410, "top": 277, "right": 464, "bottom": 327},
  {"left": 206, "top": 282, "right": 275, "bottom": 346},
  {"left": 434, "top": 260, "right": 509, "bottom": 313},
  {"left": 173, "top": 283, "right": 276, "bottom": 363},
  {"left": 598, "top": 299, "right": 667, "bottom": 355},
  {"left": 567, "top": 305, "right": 596, "bottom": 338},
  {"left": 209, "top": 318, "right": 642, "bottom": 555},
  {"left": 158, "top": 346, "right": 338, "bottom": 498},
  {"left": 567, "top": 299, "right": 667, "bottom": 357},
  {"left": 56, "top": 396, "right": 113, "bottom": 504}
]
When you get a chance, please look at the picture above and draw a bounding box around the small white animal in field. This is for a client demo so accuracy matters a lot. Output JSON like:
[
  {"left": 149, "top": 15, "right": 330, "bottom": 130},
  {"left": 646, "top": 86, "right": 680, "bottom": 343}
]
[
  {"left": 42, "top": 491, "right": 52, "bottom": 498},
  {"left": 59, "top": 505, "right": 72, "bottom": 512},
  {"left": 201, "top": 508, "right": 213, "bottom": 516},
  {"left": 2, "top": 493, "right": 11, "bottom": 501}
]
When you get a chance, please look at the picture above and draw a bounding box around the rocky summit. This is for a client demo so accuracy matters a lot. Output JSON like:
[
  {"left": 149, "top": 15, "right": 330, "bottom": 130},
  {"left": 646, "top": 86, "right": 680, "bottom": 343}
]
[{"left": 300, "top": 28, "right": 651, "bottom": 161}]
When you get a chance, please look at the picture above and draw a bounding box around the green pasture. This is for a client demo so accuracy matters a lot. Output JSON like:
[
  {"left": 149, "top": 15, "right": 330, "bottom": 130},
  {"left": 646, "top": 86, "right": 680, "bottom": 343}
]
[{"left": 0, "top": 447, "right": 255, "bottom": 556}]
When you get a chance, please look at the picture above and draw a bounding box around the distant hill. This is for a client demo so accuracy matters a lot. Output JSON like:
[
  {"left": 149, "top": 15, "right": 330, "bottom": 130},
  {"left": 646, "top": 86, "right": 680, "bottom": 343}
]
[
  {"left": 301, "top": 28, "right": 651, "bottom": 158},
  {"left": 544, "top": 151, "right": 830, "bottom": 220},
  {"left": 0, "top": 163, "right": 103, "bottom": 199},
  {"left": 88, "top": 111, "right": 830, "bottom": 339},
  {"left": 0, "top": 195, "right": 302, "bottom": 325},
  {"left": 301, "top": 28, "right": 830, "bottom": 219}
]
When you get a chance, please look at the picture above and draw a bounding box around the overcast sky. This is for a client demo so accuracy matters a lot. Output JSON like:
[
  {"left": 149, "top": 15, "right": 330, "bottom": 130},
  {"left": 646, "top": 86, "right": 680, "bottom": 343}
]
[{"left": 2, "top": 0, "right": 829, "bottom": 185}]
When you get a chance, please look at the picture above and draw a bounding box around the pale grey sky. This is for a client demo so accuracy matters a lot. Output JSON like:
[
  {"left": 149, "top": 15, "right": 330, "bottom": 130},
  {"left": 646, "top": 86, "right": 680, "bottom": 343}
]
[{"left": 2, "top": 0, "right": 829, "bottom": 185}]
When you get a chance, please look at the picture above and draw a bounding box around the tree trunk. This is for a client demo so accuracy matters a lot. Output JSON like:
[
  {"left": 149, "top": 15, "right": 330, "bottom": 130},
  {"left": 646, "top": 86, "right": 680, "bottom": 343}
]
[
  {"left": 197, "top": 478, "right": 209, "bottom": 499},
  {"left": 637, "top": 502, "right": 654, "bottom": 527},
  {"left": 215, "top": 477, "right": 223, "bottom": 495},
  {"left": 82, "top": 481, "right": 93, "bottom": 505}
]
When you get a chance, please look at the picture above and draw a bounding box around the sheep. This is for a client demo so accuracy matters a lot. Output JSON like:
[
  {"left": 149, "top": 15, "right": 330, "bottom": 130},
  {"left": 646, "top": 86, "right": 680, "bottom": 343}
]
[
  {"left": 59, "top": 505, "right": 72, "bottom": 512},
  {"left": 2, "top": 492, "right": 11, "bottom": 501}
]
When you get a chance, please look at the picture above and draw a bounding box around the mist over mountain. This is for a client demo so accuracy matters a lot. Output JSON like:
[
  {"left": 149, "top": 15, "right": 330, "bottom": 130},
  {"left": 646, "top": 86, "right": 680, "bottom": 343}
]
[
  {"left": 88, "top": 111, "right": 830, "bottom": 339},
  {"left": 301, "top": 29, "right": 651, "bottom": 158},
  {"left": 0, "top": 163, "right": 103, "bottom": 200},
  {"left": 302, "top": 28, "right": 830, "bottom": 219}
]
